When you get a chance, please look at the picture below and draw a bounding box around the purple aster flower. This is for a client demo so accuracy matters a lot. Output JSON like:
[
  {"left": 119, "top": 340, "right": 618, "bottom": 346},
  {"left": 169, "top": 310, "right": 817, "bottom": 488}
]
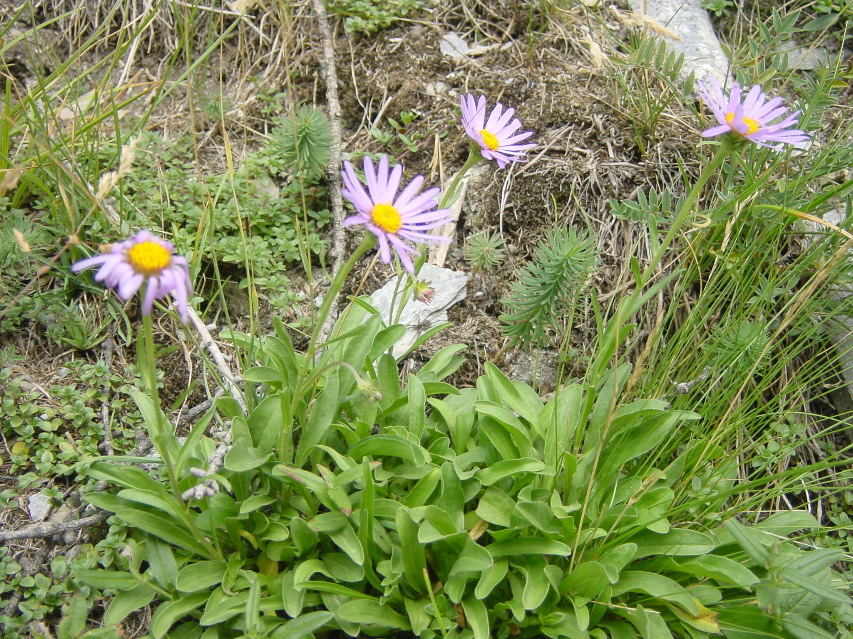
[
  {"left": 72, "top": 230, "right": 192, "bottom": 322},
  {"left": 341, "top": 155, "right": 452, "bottom": 273},
  {"left": 697, "top": 77, "right": 808, "bottom": 150},
  {"left": 460, "top": 94, "right": 536, "bottom": 168}
]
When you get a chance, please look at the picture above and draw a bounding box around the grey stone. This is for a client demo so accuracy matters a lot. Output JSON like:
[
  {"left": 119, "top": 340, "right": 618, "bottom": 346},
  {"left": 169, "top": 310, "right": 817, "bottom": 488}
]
[
  {"left": 28, "top": 493, "right": 52, "bottom": 522},
  {"left": 626, "top": 0, "right": 733, "bottom": 90},
  {"left": 775, "top": 42, "right": 830, "bottom": 71},
  {"left": 440, "top": 33, "right": 469, "bottom": 60},
  {"left": 370, "top": 264, "right": 469, "bottom": 357}
]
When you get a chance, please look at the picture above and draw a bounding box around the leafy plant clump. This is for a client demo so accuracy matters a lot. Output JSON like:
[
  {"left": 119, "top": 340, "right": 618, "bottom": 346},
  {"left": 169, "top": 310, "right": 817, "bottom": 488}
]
[
  {"left": 75, "top": 306, "right": 853, "bottom": 638},
  {"left": 327, "top": 0, "right": 423, "bottom": 35}
]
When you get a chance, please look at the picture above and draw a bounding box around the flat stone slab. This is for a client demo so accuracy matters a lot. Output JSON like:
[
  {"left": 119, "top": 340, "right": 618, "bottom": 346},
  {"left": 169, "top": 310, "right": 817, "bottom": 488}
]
[
  {"left": 370, "top": 264, "right": 469, "bottom": 358},
  {"left": 627, "top": 0, "right": 733, "bottom": 90}
]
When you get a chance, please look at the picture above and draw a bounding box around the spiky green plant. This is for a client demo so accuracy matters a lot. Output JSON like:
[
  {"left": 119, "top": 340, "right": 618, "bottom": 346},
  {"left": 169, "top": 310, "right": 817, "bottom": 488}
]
[
  {"left": 500, "top": 225, "right": 596, "bottom": 347},
  {"left": 463, "top": 229, "right": 506, "bottom": 271},
  {"left": 273, "top": 105, "right": 334, "bottom": 180}
]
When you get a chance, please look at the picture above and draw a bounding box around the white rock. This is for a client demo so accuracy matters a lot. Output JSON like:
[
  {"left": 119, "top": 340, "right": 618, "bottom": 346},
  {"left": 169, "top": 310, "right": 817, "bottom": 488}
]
[
  {"left": 626, "top": 0, "right": 733, "bottom": 90},
  {"left": 28, "top": 493, "right": 52, "bottom": 522},
  {"left": 370, "top": 264, "right": 469, "bottom": 357},
  {"left": 440, "top": 33, "right": 470, "bottom": 60},
  {"left": 775, "top": 42, "right": 830, "bottom": 71}
]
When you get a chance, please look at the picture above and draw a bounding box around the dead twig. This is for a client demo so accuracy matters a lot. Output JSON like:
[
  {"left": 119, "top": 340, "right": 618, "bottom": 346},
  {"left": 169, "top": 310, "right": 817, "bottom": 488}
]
[
  {"left": 0, "top": 512, "right": 108, "bottom": 542},
  {"left": 311, "top": 0, "right": 345, "bottom": 274},
  {"left": 185, "top": 305, "right": 247, "bottom": 414}
]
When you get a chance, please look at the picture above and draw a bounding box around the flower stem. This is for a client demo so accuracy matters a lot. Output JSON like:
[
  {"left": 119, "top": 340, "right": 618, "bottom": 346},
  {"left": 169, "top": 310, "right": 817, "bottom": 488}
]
[
  {"left": 140, "top": 314, "right": 181, "bottom": 497},
  {"left": 439, "top": 145, "right": 483, "bottom": 210},
  {"left": 139, "top": 312, "right": 222, "bottom": 559},
  {"left": 302, "top": 233, "right": 377, "bottom": 371},
  {"left": 641, "top": 136, "right": 736, "bottom": 283}
]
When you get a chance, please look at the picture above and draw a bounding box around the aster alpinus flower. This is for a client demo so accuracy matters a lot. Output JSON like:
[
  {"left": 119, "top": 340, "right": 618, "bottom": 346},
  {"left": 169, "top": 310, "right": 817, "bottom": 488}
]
[
  {"left": 697, "top": 77, "right": 808, "bottom": 150},
  {"left": 72, "top": 230, "right": 192, "bottom": 322},
  {"left": 342, "top": 155, "right": 452, "bottom": 273},
  {"left": 460, "top": 94, "right": 536, "bottom": 168}
]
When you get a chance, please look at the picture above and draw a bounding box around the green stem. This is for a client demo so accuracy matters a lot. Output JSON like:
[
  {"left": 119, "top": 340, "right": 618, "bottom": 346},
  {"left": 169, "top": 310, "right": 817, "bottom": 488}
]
[
  {"left": 301, "top": 233, "right": 377, "bottom": 374},
  {"left": 140, "top": 312, "right": 221, "bottom": 559},
  {"left": 641, "top": 136, "right": 736, "bottom": 283},
  {"left": 140, "top": 314, "right": 181, "bottom": 497},
  {"left": 439, "top": 145, "right": 482, "bottom": 210}
]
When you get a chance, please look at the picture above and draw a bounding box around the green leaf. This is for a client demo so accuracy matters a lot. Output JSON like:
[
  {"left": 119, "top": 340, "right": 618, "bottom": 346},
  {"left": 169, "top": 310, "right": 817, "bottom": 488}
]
[
  {"left": 74, "top": 569, "right": 138, "bottom": 591},
  {"left": 223, "top": 440, "right": 270, "bottom": 471},
  {"left": 484, "top": 361, "right": 542, "bottom": 425},
  {"left": 117, "top": 509, "right": 213, "bottom": 558},
  {"left": 784, "top": 548, "right": 845, "bottom": 577},
  {"left": 616, "top": 604, "right": 671, "bottom": 639},
  {"left": 322, "top": 553, "right": 364, "bottom": 582},
  {"left": 58, "top": 594, "right": 89, "bottom": 639},
  {"left": 402, "top": 467, "right": 441, "bottom": 508},
  {"left": 291, "top": 517, "right": 319, "bottom": 556},
  {"left": 176, "top": 561, "right": 227, "bottom": 592},
  {"left": 87, "top": 462, "right": 162, "bottom": 492},
  {"left": 148, "top": 539, "right": 179, "bottom": 589},
  {"left": 612, "top": 571, "right": 698, "bottom": 615},
  {"left": 717, "top": 605, "right": 789, "bottom": 638},
  {"left": 117, "top": 488, "right": 184, "bottom": 520},
  {"left": 780, "top": 567, "right": 852, "bottom": 605},
  {"left": 243, "top": 366, "right": 283, "bottom": 384},
  {"left": 199, "top": 590, "right": 249, "bottom": 626},
  {"left": 538, "top": 383, "right": 583, "bottom": 471},
  {"left": 269, "top": 612, "right": 334, "bottom": 639},
  {"left": 781, "top": 612, "right": 836, "bottom": 639},
  {"left": 475, "top": 560, "right": 508, "bottom": 599},
  {"left": 239, "top": 495, "right": 277, "bottom": 514},
  {"left": 803, "top": 13, "right": 839, "bottom": 31},
  {"left": 296, "top": 580, "right": 377, "bottom": 599},
  {"left": 486, "top": 537, "right": 571, "bottom": 557},
  {"left": 246, "top": 395, "right": 284, "bottom": 455},
  {"left": 754, "top": 511, "right": 820, "bottom": 537},
  {"left": 295, "top": 372, "right": 340, "bottom": 466},
  {"left": 561, "top": 561, "right": 612, "bottom": 599},
  {"left": 330, "top": 521, "right": 365, "bottom": 565},
  {"left": 396, "top": 508, "right": 427, "bottom": 594},
  {"left": 519, "top": 555, "right": 551, "bottom": 610},
  {"left": 462, "top": 595, "right": 490, "bottom": 639},
  {"left": 474, "top": 400, "right": 533, "bottom": 457},
  {"left": 129, "top": 388, "right": 180, "bottom": 461},
  {"left": 406, "top": 374, "right": 426, "bottom": 441},
  {"left": 370, "top": 324, "right": 407, "bottom": 360},
  {"left": 667, "top": 555, "right": 759, "bottom": 587},
  {"left": 403, "top": 597, "right": 432, "bottom": 636},
  {"left": 336, "top": 600, "right": 411, "bottom": 630},
  {"left": 475, "top": 487, "right": 515, "bottom": 528},
  {"left": 476, "top": 458, "right": 548, "bottom": 486},
  {"left": 104, "top": 583, "right": 157, "bottom": 625},
  {"left": 631, "top": 528, "right": 717, "bottom": 558},
  {"left": 449, "top": 537, "right": 493, "bottom": 575},
  {"left": 725, "top": 520, "right": 770, "bottom": 565},
  {"left": 150, "top": 592, "right": 209, "bottom": 639},
  {"left": 174, "top": 404, "right": 217, "bottom": 477},
  {"left": 348, "top": 434, "right": 430, "bottom": 465}
]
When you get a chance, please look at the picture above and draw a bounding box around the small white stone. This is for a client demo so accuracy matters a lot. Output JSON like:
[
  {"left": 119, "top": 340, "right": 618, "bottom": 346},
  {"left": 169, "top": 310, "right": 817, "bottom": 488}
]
[
  {"left": 440, "top": 33, "right": 470, "bottom": 60},
  {"left": 28, "top": 493, "right": 52, "bottom": 522},
  {"left": 370, "top": 264, "right": 469, "bottom": 358}
]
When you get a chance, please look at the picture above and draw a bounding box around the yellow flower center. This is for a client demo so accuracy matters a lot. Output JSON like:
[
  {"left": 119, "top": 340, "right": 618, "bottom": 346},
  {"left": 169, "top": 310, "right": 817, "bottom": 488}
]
[
  {"left": 371, "top": 203, "right": 402, "bottom": 234},
  {"left": 480, "top": 129, "right": 500, "bottom": 151},
  {"left": 726, "top": 112, "right": 761, "bottom": 136},
  {"left": 127, "top": 241, "right": 171, "bottom": 276}
]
